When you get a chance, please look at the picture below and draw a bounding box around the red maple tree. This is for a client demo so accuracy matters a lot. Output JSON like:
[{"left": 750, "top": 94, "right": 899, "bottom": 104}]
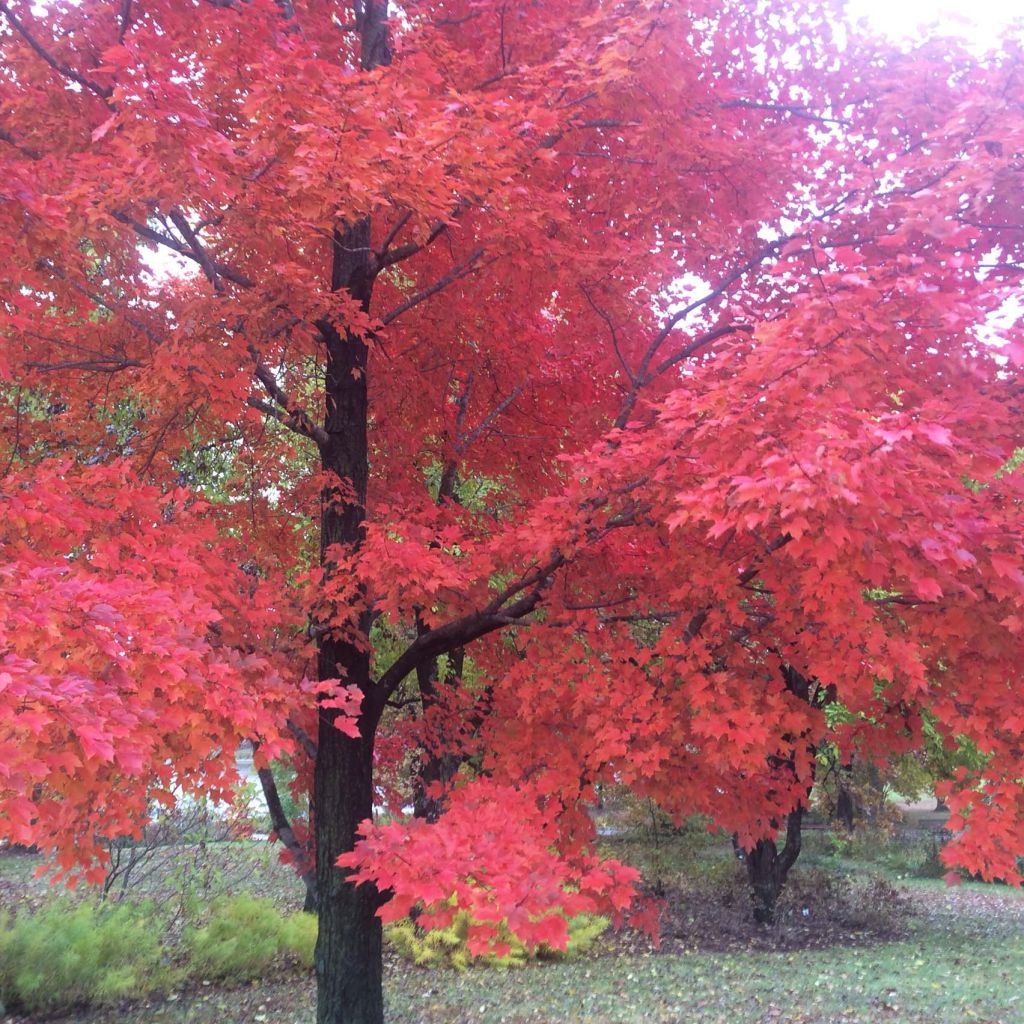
[{"left": 2, "top": 2, "right": 1022, "bottom": 1021}]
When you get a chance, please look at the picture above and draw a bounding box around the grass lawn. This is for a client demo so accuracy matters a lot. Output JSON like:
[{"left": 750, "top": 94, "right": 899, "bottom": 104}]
[{"left": 2, "top": 836, "right": 1022, "bottom": 1024}]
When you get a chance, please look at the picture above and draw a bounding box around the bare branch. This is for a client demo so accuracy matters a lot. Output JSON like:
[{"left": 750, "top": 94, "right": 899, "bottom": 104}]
[
  {"left": 435, "top": 11, "right": 481, "bottom": 26},
  {"left": 613, "top": 322, "right": 752, "bottom": 430},
  {"left": 246, "top": 344, "right": 328, "bottom": 446},
  {"left": 256, "top": 766, "right": 317, "bottom": 907},
  {"left": 0, "top": 125, "right": 41, "bottom": 160},
  {"left": 538, "top": 118, "right": 640, "bottom": 150},
  {"left": 612, "top": 241, "right": 782, "bottom": 428},
  {"left": 286, "top": 718, "right": 317, "bottom": 760},
  {"left": 374, "top": 209, "right": 413, "bottom": 265},
  {"left": 117, "top": 0, "right": 133, "bottom": 43},
  {"left": 650, "top": 322, "right": 754, "bottom": 379},
  {"left": 646, "top": 241, "right": 779, "bottom": 363},
  {"left": 374, "top": 200, "right": 472, "bottom": 273},
  {"left": 375, "top": 556, "right": 564, "bottom": 698},
  {"left": 246, "top": 395, "right": 328, "bottom": 447}
]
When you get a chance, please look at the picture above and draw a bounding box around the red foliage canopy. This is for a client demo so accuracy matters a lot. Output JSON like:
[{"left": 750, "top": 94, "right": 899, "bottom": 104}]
[{"left": 1, "top": 0, "right": 1022, "bottom": 1012}]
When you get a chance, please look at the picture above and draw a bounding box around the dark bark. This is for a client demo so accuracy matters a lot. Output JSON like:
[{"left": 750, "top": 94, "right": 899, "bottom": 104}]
[
  {"left": 314, "top": 699, "right": 383, "bottom": 1024},
  {"left": 743, "top": 663, "right": 818, "bottom": 924},
  {"left": 835, "top": 779, "right": 856, "bottom": 831},
  {"left": 313, "top": 207, "right": 384, "bottom": 1022},
  {"left": 745, "top": 806, "right": 803, "bottom": 925},
  {"left": 312, "top": 7, "right": 393, "bottom": 1023}
]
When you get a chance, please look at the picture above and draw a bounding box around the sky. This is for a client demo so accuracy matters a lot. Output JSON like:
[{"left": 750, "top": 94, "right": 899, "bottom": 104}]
[{"left": 846, "top": 0, "right": 1021, "bottom": 49}]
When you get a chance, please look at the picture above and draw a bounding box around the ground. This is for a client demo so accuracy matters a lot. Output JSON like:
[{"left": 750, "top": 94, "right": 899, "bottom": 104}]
[{"left": 1, "top": 828, "right": 1022, "bottom": 1024}]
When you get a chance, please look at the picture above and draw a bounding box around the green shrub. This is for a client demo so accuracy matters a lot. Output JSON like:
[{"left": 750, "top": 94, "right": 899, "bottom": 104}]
[
  {"left": 385, "top": 910, "right": 609, "bottom": 971},
  {"left": 0, "top": 900, "right": 168, "bottom": 1013},
  {"left": 281, "top": 909, "right": 318, "bottom": 968},
  {"left": 185, "top": 894, "right": 315, "bottom": 980}
]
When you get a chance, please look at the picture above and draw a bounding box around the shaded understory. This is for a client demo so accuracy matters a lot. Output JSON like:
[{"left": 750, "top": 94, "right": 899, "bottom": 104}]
[{"left": 2, "top": 836, "right": 1022, "bottom": 1024}]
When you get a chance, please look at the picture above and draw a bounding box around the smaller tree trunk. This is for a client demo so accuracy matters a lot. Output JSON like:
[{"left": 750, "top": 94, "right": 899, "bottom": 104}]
[
  {"left": 744, "top": 806, "right": 803, "bottom": 925},
  {"left": 835, "top": 782, "right": 856, "bottom": 831}
]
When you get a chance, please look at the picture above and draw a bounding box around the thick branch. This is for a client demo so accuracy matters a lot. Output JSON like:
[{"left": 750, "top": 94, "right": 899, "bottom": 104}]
[
  {"left": 169, "top": 208, "right": 224, "bottom": 292},
  {"left": 375, "top": 557, "right": 564, "bottom": 698},
  {"left": 286, "top": 718, "right": 317, "bottom": 759},
  {"left": 256, "top": 766, "right": 317, "bottom": 908},
  {"left": 246, "top": 347, "right": 328, "bottom": 446},
  {"left": 380, "top": 248, "right": 488, "bottom": 325},
  {"left": 246, "top": 397, "right": 329, "bottom": 446},
  {"left": 374, "top": 199, "right": 472, "bottom": 273},
  {"left": 0, "top": 125, "right": 41, "bottom": 160},
  {"left": 111, "top": 210, "right": 255, "bottom": 288}
]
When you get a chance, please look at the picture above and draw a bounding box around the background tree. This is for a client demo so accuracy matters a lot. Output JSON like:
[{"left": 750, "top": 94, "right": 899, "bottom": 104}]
[{"left": 2, "top": 3, "right": 1023, "bottom": 1024}]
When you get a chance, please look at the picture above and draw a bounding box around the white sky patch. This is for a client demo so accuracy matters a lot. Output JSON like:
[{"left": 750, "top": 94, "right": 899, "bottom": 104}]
[{"left": 845, "top": 0, "right": 1023, "bottom": 51}]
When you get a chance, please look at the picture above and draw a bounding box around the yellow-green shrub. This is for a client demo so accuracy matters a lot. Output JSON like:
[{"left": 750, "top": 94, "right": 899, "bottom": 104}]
[
  {"left": 185, "top": 894, "right": 316, "bottom": 980},
  {"left": 281, "top": 908, "right": 318, "bottom": 968},
  {"left": 385, "top": 910, "right": 608, "bottom": 970},
  {"left": 0, "top": 901, "right": 168, "bottom": 1013}
]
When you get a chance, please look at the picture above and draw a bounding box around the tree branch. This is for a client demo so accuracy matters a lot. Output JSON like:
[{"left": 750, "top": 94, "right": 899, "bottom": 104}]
[
  {"left": 117, "top": 0, "right": 133, "bottom": 43},
  {"left": 256, "top": 766, "right": 317, "bottom": 909},
  {"left": 38, "top": 259, "right": 165, "bottom": 346},
  {"left": 286, "top": 718, "right": 318, "bottom": 760},
  {"left": 720, "top": 99, "right": 851, "bottom": 127},
  {"left": 0, "top": 1, "right": 114, "bottom": 100},
  {"left": 375, "top": 556, "right": 565, "bottom": 698},
  {"left": 380, "top": 248, "right": 488, "bottom": 325},
  {"left": 0, "top": 125, "right": 41, "bottom": 160},
  {"left": 246, "top": 397, "right": 328, "bottom": 447},
  {"left": 580, "top": 283, "right": 635, "bottom": 384},
  {"left": 456, "top": 384, "right": 523, "bottom": 453},
  {"left": 25, "top": 357, "right": 144, "bottom": 373},
  {"left": 111, "top": 210, "right": 255, "bottom": 288},
  {"left": 169, "top": 208, "right": 224, "bottom": 292}
]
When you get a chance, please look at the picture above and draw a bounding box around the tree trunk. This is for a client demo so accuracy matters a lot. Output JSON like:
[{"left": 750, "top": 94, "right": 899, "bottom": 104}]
[
  {"left": 835, "top": 780, "right": 856, "bottom": 831},
  {"left": 312, "top": 7, "right": 393, "bottom": 1022},
  {"left": 745, "top": 806, "right": 803, "bottom": 925},
  {"left": 313, "top": 208, "right": 383, "bottom": 1023},
  {"left": 314, "top": 708, "right": 383, "bottom": 1024}
]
